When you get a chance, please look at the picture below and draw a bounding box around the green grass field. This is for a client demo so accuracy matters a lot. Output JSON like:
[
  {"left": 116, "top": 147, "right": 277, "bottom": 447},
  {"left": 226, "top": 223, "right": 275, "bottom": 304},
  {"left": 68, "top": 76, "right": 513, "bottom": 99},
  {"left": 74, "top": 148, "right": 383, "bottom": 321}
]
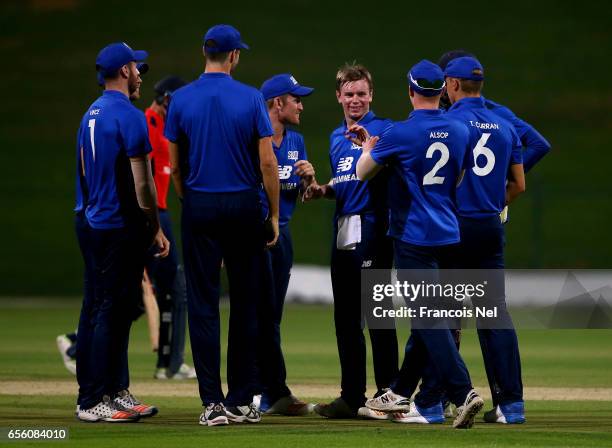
[{"left": 1, "top": 298, "right": 612, "bottom": 447}]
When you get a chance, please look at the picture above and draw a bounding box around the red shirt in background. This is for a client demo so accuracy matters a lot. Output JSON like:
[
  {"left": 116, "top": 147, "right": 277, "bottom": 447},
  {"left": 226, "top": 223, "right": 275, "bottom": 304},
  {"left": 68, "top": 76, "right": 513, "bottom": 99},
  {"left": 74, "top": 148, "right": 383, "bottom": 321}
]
[{"left": 145, "top": 107, "right": 171, "bottom": 210}]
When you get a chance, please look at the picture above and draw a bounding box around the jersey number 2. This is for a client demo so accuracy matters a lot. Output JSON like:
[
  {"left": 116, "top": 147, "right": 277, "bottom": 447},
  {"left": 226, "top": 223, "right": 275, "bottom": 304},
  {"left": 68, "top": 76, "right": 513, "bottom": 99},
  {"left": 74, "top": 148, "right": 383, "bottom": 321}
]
[
  {"left": 88, "top": 119, "right": 96, "bottom": 162},
  {"left": 423, "top": 142, "right": 449, "bottom": 185}
]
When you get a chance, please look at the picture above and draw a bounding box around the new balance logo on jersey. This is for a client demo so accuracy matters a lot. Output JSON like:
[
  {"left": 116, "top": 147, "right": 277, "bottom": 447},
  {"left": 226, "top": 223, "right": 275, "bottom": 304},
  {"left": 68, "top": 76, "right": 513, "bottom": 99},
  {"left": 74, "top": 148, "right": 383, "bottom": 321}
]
[
  {"left": 350, "top": 143, "right": 362, "bottom": 150},
  {"left": 362, "top": 260, "right": 372, "bottom": 268},
  {"left": 278, "top": 165, "right": 293, "bottom": 180},
  {"left": 337, "top": 157, "right": 354, "bottom": 173}
]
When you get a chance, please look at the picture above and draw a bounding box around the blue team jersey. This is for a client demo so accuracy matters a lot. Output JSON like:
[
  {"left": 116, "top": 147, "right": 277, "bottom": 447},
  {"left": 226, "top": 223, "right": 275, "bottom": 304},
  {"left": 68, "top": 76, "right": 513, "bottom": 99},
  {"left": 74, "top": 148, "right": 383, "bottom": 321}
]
[
  {"left": 446, "top": 97, "right": 523, "bottom": 218},
  {"left": 329, "top": 111, "right": 392, "bottom": 218},
  {"left": 74, "top": 127, "right": 84, "bottom": 213},
  {"left": 77, "top": 90, "right": 151, "bottom": 229},
  {"left": 164, "top": 73, "right": 273, "bottom": 193},
  {"left": 482, "top": 97, "right": 551, "bottom": 173},
  {"left": 259, "top": 129, "right": 307, "bottom": 227},
  {"left": 371, "top": 109, "right": 470, "bottom": 246}
]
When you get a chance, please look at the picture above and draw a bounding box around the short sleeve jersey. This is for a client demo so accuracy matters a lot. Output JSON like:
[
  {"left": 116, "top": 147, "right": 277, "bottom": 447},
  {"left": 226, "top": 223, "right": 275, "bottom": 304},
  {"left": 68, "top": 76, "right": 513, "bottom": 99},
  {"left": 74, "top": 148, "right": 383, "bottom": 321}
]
[
  {"left": 145, "top": 107, "right": 171, "bottom": 209},
  {"left": 164, "top": 73, "right": 273, "bottom": 193},
  {"left": 259, "top": 129, "right": 307, "bottom": 227},
  {"left": 371, "top": 109, "right": 471, "bottom": 246},
  {"left": 329, "top": 111, "right": 392, "bottom": 218},
  {"left": 77, "top": 90, "right": 151, "bottom": 229},
  {"left": 446, "top": 97, "right": 523, "bottom": 218}
]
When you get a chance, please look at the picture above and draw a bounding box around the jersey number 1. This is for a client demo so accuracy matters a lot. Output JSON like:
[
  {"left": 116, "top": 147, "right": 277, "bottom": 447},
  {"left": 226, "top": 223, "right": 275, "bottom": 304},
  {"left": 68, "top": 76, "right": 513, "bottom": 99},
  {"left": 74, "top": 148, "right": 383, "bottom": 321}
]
[{"left": 88, "top": 119, "right": 96, "bottom": 162}]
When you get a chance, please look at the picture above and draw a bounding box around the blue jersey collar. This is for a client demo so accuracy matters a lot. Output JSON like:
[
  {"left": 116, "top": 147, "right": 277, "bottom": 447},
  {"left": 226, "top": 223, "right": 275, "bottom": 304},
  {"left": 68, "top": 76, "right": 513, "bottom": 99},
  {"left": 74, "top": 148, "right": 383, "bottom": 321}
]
[
  {"left": 102, "top": 89, "right": 130, "bottom": 102},
  {"left": 342, "top": 110, "right": 376, "bottom": 130},
  {"left": 408, "top": 108, "right": 443, "bottom": 119},
  {"left": 199, "top": 72, "right": 232, "bottom": 80},
  {"left": 448, "top": 96, "right": 485, "bottom": 112}
]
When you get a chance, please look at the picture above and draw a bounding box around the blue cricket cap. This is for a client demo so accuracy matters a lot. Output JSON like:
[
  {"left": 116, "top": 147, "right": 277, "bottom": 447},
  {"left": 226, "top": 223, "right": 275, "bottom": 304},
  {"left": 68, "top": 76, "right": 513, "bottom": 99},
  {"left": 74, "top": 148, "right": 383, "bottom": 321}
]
[
  {"left": 203, "top": 24, "right": 249, "bottom": 53},
  {"left": 97, "top": 62, "right": 148, "bottom": 87},
  {"left": 95, "top": 42, "right": 148, "bottom": 78},
  {"left": 260, "top": 74, "right": 314, "bottom": 100},
  {"left": 407, "top": 59, "right": 445, "bottom": 97},
  {"left": 444, "top": 56, "right": 484, "bottom": 81}
]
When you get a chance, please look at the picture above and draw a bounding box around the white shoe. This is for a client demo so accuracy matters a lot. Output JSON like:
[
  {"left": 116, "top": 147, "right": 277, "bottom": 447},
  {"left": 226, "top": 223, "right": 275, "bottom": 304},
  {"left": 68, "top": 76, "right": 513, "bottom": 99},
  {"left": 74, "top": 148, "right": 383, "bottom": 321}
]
[
  {"left": 155, "top": 363, "right": 197, "bottom": 380},
  {"left": 56, "top": 335, "right": 76, "bottom": 375},
  {"left": 391, "top": 401, "right": 445, "bottom": 424},
  {"left": 365, "top": 389, "right": 410, "bottom": 412},
  {"left": 358, "top": 406, "right": 390, "bottom": 420},
  {"left": 453, "top": 389, "right": 484, "bottom": 429},
  {"left": 172, "top": 363, "right": 197, "bottom": 379},
  {"left": 225, "top": 403, "right": 261, "bottom": 423},
  {"left": 200, "top": 403, "right": 229, "bottom": 426},
  {"left": 113, "top": 390, "right": 158, "bottom": 417},
  {"left": 77, "top": 396, "right": 140, "bottom": 422},
  {"left": 252, "top": 394, "right": 262, "bottom": 410}
]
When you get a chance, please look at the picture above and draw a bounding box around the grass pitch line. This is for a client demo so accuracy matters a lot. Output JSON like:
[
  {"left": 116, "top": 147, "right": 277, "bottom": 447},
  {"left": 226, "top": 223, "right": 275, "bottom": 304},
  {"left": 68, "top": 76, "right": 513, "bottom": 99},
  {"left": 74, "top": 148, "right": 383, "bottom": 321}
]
[{"left": 1, "top": 381, "right": 612, "bottom": 401}]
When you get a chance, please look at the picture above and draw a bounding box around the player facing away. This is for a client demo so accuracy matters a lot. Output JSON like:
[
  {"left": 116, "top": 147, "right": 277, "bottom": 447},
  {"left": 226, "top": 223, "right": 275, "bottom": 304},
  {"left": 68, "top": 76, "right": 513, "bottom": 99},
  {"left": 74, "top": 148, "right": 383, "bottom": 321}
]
[
  {"left": 306, "top": 64, "right": 399, "bottom": 420},
  {"left": 165, "top": 24, "right": 279, "bottom": 426},
  {"left": 444, "top": 56, "right": 526, "bottom": 423},
  {"left": 255, "top": 74, "right": 316, "bottom": 415},
  {"left": 355, "top": 60, "right": 485, "bottom": 429},
  {"left": 144, "top": 76, "right": 197, "bottom": 380},
  {"left": 75, "top": 42, "right": 170, "bottom": 422}
]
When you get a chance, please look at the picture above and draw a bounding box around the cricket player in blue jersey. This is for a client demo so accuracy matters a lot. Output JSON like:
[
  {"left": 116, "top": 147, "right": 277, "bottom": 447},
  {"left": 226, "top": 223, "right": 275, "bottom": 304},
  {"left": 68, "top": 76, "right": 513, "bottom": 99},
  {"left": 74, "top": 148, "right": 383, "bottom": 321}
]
[
  {"left": 444, "top": 56, "right": 526, "bottom": 424},
  {"left": 438, "top": 51, "right": 550, "bottom": 174},
  {"left": 355, "top": 60, "right": 485, "bottom": 429},
  {"left": 307, "top": 64, "right": 399, "bottom": 420},
  {"left": 255, "top": 74, "right": 316, "bottom": 415},
  {"left": 165, "top": 24, "right": 279, "bottom": 426},
  {"left": 75, "top": 42, "right": 170, "bottom": 422}
]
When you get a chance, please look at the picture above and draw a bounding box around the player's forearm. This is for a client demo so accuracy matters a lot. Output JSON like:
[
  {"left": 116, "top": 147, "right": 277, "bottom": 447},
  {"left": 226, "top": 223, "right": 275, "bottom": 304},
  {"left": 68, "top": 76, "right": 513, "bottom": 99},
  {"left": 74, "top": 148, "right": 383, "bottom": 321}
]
[
  {"left": 521, "top": 127, "right": 551, "bottom": 173},
  {"left": 259, "top": 137, "right": 280, "bottom": 219},
  {"left": 505, "top": 164, "right": 526, "bottom": 205},
  {"left": 168, "top": 141, "right": 184, "bottom": 199},
  {"left": 130, "top": 156, "right": 160, "bottom": 230},
  {"left": 356, "top": 152, "right": 381, "bottom": 181}
]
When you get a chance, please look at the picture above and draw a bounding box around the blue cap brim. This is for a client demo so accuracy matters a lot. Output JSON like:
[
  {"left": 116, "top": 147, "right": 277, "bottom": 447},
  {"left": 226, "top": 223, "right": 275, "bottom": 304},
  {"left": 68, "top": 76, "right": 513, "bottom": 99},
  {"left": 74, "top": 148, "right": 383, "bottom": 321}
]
[
  {"left": 133, "top": 50, "right": 148, "bottom": 61},
  {"left": 239, "top": 42, "right": 249, "bottom": 50},
  {"left": 137, "top": 62, "right": 149, "bottom": 74},
  {"left": 290, "top": 85, "right": 314, "bottom": 97}
]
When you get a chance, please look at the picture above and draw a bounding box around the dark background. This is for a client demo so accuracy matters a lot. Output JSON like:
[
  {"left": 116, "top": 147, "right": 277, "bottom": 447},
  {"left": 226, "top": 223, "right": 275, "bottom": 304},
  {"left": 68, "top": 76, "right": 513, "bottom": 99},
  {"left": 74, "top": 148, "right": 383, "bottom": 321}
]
[{"left": 1, "top": 0, "right": 611, "bottom": 295}]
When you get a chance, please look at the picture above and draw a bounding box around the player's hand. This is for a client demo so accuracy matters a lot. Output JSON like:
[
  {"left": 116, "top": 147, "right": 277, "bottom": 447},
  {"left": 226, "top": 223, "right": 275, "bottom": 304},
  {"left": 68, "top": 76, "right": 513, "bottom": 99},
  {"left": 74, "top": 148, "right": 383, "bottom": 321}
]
[
  {"left": 265, "top": 216, "right": 279, "bottom": 248},
  {"left": 345, "top": 124, "right": 370, "bottom": 146},
  {"left": 294, "top": 160, "right": 315, "bottom": 181},
  {"left": 153, "top": 229, "right": 170, "bottom": 258},
  {"left": 303, "top": 182, "right": 327, "bottom": 201}
]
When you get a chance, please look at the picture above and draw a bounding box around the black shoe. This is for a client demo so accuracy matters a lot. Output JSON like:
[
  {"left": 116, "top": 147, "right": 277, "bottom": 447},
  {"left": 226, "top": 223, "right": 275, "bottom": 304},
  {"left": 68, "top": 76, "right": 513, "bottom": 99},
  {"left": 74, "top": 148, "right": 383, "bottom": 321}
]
[{"left": 314, "top": 397, "right": 358, "bottom": 419}]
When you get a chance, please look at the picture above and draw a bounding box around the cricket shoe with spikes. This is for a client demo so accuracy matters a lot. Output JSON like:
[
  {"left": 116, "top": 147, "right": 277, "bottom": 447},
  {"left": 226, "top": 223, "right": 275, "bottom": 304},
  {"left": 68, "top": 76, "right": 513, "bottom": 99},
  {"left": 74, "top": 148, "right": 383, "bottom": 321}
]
[
  {"left": 453, "top": 389, "right": 484, "bottom": 429},
  {"left": 365, "top": 389, "right": 411, "bottom": 412},
  {"left": 114, "top": 390, "right": 158, "bottom": 417},
  {"left": 391, "top": 401, "right": 445, "bottom": 424},
  {"left": 483, "top": 402, "right": 525, "bottom": 424}
]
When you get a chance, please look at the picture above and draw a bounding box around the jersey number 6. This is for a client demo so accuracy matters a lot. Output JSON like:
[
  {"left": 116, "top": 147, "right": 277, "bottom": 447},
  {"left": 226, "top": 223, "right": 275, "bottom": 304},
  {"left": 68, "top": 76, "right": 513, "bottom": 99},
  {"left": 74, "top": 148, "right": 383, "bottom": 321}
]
[{"left": 472, "top": 133, "right": 495, "bottom": 176}]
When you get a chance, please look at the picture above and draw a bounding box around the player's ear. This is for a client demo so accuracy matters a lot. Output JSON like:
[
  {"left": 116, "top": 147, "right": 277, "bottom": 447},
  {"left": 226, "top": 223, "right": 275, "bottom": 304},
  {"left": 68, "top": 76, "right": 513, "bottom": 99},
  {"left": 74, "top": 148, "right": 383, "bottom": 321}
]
[
  {"left": 408, "top": 86, "right": 414, "bottom": 98},
  {"left": 119, "top": 64, "right": 129, "bottom": 79},
  {"left": 335, "top": 89, "right": 341, "bottom": 104}
]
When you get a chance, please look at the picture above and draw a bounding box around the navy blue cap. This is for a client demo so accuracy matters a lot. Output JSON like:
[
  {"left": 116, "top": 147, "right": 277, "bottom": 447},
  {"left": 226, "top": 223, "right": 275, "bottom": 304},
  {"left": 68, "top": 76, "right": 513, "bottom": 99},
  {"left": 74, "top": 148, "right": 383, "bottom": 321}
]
[
  {"left": 203, "top": 24, "right": 249, "bottom": 53},
  {"left": 407, "top": 59, "right": 445, "bottom": 97},
  {"left": 260, "top": 74, "right": 314, "bottom": 100},
  {"left": 444, "top": 56, "right": 484, "bottom": 81},
  {"left": 95, "top": 42, "right": 148, "bottom": 77},
  {"left": 437, "top": 50, "right": 475, "bottom": 70},
  {"left": 97, "top": 62, "right": 148, "bottom": 87}
]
